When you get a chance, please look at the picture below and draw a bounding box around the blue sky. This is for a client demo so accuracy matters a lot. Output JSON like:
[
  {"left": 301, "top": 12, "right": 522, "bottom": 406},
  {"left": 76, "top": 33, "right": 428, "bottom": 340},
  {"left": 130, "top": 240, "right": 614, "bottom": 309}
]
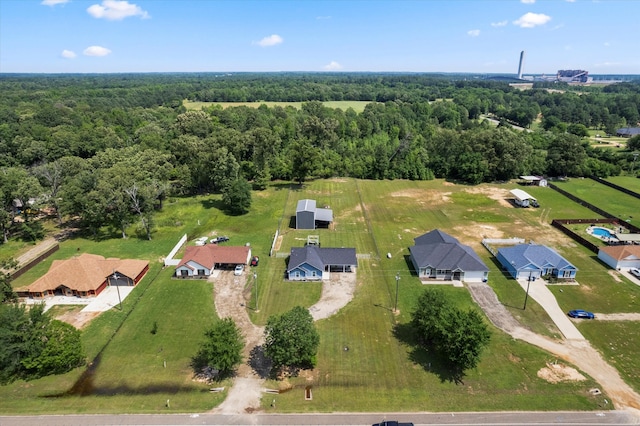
[{"left": 1, "top": 0, "right": 638, "bottom": 74}]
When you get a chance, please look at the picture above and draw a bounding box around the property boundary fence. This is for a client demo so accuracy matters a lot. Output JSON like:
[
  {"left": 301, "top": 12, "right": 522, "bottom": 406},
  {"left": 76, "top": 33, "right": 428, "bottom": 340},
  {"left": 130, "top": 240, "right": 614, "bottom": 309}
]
[
  {"left": 548, "top": 182, "right": 640, "bottom": 234},
  {"left": 590, "top": 176, "right": 640, "bottom": 200},
  {"left": 164, "top": 234, "right": 187, "bottom": 267},
  {"left": 481, "top": 238, "right": 526, "bottom": 256},
  {"left": 551, "top": 218, "right": 620, "bottom": 254},
  {"left": 10, "top": 242, "right": 59, "bottom": 279}
]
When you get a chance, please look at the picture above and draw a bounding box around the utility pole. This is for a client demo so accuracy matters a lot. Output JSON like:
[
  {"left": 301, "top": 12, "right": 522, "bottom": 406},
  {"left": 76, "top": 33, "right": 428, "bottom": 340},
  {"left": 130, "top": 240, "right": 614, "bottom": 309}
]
[
  {"left": 254, "top": 272, "right": 259, "bottom": 312},
  {"left": 111, "top": 269, "right": 122, "bottom": 310},
  {"left": 523, "top": 272, "right": 532, "bottom": 310},
  {"left": 394, "top": 273, "right": 401, "bottom": 313}
]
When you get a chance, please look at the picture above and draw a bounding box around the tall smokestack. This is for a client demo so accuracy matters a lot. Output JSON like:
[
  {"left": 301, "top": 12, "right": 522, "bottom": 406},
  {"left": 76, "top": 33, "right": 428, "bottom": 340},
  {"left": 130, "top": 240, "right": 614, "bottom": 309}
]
[{"left": 517, "top": 50, "right": 525, "bottom": 79}]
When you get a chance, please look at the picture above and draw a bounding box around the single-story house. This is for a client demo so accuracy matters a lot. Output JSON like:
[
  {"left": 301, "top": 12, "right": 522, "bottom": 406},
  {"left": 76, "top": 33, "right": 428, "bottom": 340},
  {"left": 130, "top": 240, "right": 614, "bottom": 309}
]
[
  {"left": 409, "top": 229, "right": 489, "bottom": 282},
  {"left": 519, "top": 175, "right": 548, "bottom": 187},
  {"left": 287, "top": 245, "right": 357, "bottom": 281},
  {"left": 616, "top": 127, "right": 640, "bottom": 138},
  {"left": 296, "top": 199, "right": 333, "bottom": 230},
  {"left": 16, "top": 253, "right": 149, "bottom": 299},
  {"left": 497, "top": 244, "right": 577, "bottom": 280},
  {"left": 175, "top": 245, "right": 251, "bottom": 278},
  {"left": 598, "top": 245, "right": 640, "bottom": 270},
  {"left": 510, "top": 189, "right": 537, "bottom": 208}
]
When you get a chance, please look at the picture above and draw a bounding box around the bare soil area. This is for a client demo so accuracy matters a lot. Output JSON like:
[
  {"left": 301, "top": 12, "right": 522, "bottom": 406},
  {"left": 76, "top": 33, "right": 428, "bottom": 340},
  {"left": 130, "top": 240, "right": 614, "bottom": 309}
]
[
  {"left": 537, "top": 362, "right": 586, "bottom": 383},
  {"left": 210, "top": 270, "right": 357, "bottom": 414}
]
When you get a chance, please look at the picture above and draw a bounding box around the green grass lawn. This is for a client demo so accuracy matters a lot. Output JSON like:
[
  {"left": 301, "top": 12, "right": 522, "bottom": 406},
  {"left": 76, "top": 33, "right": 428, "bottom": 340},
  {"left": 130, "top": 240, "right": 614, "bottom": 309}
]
[
  {"left": 4, "top": 178, "right": 638, "bottom": 414},
  {"left": 606, "top": 175, "right": 640, "bottom": 194},
  {"left": 551, "top": 178, "right": 640, "bottom": 228},
  {"left": 183, "top": 100, "right": 372, "bottom": 113}
]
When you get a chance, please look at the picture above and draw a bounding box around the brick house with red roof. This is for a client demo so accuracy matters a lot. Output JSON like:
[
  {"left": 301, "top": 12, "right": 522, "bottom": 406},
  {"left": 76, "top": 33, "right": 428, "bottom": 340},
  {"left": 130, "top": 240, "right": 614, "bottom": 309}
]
[
  {"left": 16, "top": 253, "right": 149, "bottom": 299},
  {"left": 175, "top": 245, "right": 251, "bottom": 278}
]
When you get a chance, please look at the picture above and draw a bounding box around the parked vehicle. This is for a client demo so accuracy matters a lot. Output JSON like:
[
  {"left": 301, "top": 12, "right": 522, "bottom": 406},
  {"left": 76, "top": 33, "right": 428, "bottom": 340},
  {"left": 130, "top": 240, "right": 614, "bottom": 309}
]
[
  {"left": 567, "top": 309, "right": 594, "bottom": 319},
  {"left": 250, "top": 256, "right": 259, "bottom": 267},
  {"left": 210, "top": 236, "right": 230, "bottom": 244},
  {"left": 530, "top": 200, "right": 540, "bottom": 208},
  {"left": 372, "top": 421, "right": 414, "bottom": 426},
  {"left": 234, "top": 264, "right": 244, "bottom": 276},
  {"left": 630, "top": 268, "right": 640, "bottom": 279}
]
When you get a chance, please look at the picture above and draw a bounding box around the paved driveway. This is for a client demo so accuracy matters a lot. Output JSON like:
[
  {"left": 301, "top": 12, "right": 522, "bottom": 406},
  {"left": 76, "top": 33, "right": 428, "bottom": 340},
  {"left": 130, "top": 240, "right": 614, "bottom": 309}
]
[
  {"left": 81, "top": 286, "right": 135, "bottom": 312},
  {"left": 516, "top": 278, "right": 585, "bottom": 340}
]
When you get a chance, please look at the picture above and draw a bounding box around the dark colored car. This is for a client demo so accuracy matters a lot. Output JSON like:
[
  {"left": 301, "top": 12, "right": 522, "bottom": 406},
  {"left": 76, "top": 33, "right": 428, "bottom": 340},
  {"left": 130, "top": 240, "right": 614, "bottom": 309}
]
[
  {"left": 531, "top": 200, "right": 540, "bottom": 208},
  {"left": 250, "top": 256, "right": 259, "bottom": 267},
  {"left": 210, "top": 236, "right": 229, "bottom": 244},
  {"left": 372, "top": 422, "right": 414, "bottom": 426},
  {"left": 567, "top": 309, "right": 595, "bottom": 319}
]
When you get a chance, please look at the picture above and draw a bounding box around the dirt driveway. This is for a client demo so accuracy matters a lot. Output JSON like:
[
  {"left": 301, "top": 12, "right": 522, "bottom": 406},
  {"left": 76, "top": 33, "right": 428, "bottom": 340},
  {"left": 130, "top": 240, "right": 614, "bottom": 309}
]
[{"left": 210, "top": 270, "right": 357, "bottom": 414}]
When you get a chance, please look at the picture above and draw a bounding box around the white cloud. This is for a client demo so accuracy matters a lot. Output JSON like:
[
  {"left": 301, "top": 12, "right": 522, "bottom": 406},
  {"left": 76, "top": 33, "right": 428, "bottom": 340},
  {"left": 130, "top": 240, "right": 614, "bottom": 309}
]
[
  {"left": 87, "top": 1, "right": 149, "bottom": 20},
  {"left": 491, "top": 20, "right": 508, "bottom": 27},
  {"left": 513, "top": 12, "right": 551, "bottom": 28},
  {"left": 83, "top": 45, "right": 112, "bottom": 56},
  {"left": 467, "top": 29, "right": 481, "bottom": 37},
  {"left": 61, "top": 49, "right": 76, "bottom": 59},
  {"left": 42, "top": 0, "right": 70, "bottom": 5},
  {"left": 521, "top": 0, "right": 535, "bottom": 3},
  {"left": 255, "top": 34, "right": 283, "bottom": 47},
  {"left": 324, "top": 61, "right": 342, "bottom": 71}
]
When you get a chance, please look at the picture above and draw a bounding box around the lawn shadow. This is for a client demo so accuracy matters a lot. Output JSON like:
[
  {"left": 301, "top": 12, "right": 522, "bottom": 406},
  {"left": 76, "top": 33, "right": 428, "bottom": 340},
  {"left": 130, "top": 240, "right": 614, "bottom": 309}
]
[
  {"left": 200, "top": 198, "right": 225, "bottom": 211},
  {"left": 248, "top": 344, "right": 272, "bottom": 379},
  {"left": 402, "top": 255, "right": 418, "bottom": 277},
  {"left": 393, "top": 322, "right": 465, "bottom": 385}
]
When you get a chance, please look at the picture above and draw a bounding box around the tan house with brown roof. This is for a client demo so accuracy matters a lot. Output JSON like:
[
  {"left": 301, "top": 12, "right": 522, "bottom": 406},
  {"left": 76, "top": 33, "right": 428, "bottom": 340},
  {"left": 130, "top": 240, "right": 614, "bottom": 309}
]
[
  {"left": 598, "top": 245, "right": 640, "bottom": 270},
  {"left": 16, "top": 253, "right": 149, "bottom": 299},
  {"left": 175, "top": 245, "right": 251, "bottom": 278}
]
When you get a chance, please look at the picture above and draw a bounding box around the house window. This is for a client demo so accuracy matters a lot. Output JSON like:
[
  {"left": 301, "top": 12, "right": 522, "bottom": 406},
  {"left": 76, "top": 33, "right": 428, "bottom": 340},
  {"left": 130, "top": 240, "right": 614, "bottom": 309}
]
[
  {"left": 562, "top": 270, "right": 572, "bottom": 278},
  {"left": 436, "top": 269, "right": 447, "bottom": 275},
  {"left": 311, "top": 271, "right": 317, "bottom": 277},
  {"left": 294, "top": 271, "right": 300, "bottom": 278},
  {"left": 197, "top": 269, "right": 205, "bottom": 276}
]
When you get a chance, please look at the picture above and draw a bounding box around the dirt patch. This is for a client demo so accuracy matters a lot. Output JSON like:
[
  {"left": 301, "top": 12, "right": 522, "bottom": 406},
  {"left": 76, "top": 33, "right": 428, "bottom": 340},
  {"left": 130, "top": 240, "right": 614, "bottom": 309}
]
[
  {"left": 274, "top": 235, "right": 283, "bottom": 251},
  {"left": 463, "top": 186, "right": 512, "bottom": 208},
  {"left": 537, "top": 362, "right": 586, "bottom": 383},
  {"left": 56, "top": 311, "right": 101, "bottom": 329},
  {"left": 390, "top": 188, "right": 451, "bottom": 205},
  {"left": 608, "top": 270, "right": 623, "bottom": 282},
  {"left": 593, "top": 313, "right": 640, "bottom": 321}
]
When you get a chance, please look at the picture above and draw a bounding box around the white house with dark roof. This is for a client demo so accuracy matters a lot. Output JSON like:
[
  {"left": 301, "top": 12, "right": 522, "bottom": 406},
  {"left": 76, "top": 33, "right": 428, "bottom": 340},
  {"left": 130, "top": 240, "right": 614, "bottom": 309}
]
[
  {"left": 295, "top": 199, "right": 333, "bottom": 230},
  {"left": 409, "top": 230, "right": 489, "bottom": 282},
  {"left": 287, "top": 245, "right": 357, "bottom": 281}
]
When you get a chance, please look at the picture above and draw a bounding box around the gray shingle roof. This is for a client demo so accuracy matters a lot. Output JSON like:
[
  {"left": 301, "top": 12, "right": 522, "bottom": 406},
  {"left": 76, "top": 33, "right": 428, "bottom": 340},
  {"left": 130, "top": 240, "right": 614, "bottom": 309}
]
[
  {"left": 410, "top": 230, "right": 489, "bottom": 272},
  {"left": 287, "top": 246, "right": 357, "bottom": 272}
]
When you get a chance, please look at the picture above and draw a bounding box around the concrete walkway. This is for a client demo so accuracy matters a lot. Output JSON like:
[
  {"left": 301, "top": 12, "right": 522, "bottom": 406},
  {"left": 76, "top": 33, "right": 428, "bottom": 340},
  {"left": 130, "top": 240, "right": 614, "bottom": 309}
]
[
  {"left": 22, "top": 286, "right": 135, "bottom": 313},
  {"left": 516, "top": 278, "right": 585, "bottom": 340}
]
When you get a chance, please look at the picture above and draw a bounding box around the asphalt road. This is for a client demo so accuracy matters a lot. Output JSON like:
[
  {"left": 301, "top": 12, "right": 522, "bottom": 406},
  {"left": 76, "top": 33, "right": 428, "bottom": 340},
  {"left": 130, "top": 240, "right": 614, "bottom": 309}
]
[{"left": 1, "top": 411, "right": 638, "bottom": 426}]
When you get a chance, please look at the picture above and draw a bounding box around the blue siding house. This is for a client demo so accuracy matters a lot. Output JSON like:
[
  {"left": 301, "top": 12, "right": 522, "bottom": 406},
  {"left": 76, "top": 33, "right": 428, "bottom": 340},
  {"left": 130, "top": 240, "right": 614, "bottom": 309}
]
[
  {"left": 497, "top": 244, "right": 577, "bottom": 280},
  {"left": 287, "top": 246, "right": 357, "bottom": 281}
]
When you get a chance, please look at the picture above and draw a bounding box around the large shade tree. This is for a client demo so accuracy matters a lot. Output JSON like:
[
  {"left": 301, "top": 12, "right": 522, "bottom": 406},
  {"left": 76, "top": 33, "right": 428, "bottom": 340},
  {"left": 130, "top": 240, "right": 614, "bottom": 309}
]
[{"left": 264, "top": 306, "right": 320, "bottom": 375}]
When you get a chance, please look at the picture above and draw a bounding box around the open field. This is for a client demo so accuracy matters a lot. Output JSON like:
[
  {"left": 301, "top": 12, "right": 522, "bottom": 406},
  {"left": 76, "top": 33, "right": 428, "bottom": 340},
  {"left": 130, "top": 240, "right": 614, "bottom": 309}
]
[
  {"left": 3, "top": 178, "right": 639, "bottom": 414},
  {"left": 551, "top": 178, "right": 640, "bottom": 228},
  {"left": 183, "top": 100, "right": 372, "bottom": 113}
]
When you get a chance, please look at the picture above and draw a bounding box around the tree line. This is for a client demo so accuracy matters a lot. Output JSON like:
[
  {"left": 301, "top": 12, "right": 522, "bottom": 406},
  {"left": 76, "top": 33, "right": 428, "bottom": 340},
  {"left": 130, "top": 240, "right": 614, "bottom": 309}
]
[{"left": 0, "top": 73, "right": 638, "bottom": 241}]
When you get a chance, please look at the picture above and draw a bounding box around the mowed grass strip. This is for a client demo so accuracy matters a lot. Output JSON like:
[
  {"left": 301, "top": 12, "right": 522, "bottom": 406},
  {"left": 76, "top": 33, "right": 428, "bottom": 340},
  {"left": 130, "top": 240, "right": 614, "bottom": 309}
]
[{"left": 605, "top": 176, "right": 640, "bottom": 194}]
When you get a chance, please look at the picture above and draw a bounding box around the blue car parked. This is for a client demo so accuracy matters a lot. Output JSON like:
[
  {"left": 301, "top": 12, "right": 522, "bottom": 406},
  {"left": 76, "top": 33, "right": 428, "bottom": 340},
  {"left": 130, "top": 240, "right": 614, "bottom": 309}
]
[{"left": 567, "top": 309, "right": 595, "bottom": 319}]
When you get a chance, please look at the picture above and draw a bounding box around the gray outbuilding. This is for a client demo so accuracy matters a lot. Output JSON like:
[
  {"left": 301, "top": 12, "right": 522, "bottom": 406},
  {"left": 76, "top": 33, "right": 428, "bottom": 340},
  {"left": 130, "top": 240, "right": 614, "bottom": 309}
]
[{"left": 295, "top": 199, "right": 333, "bottom": 230}]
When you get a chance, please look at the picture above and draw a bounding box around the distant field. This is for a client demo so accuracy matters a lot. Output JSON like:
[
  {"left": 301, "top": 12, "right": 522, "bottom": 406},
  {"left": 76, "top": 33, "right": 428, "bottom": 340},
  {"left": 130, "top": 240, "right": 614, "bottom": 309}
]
[{"left": 183, "top": 100, "right": 373, "bottom": 113}]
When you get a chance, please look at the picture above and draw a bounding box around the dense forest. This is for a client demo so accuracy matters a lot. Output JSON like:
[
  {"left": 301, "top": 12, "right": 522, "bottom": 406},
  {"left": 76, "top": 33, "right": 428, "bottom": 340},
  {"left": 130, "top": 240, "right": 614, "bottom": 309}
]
[{"left": 0, "top": 73, "right": 639, "bottom": 241}]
